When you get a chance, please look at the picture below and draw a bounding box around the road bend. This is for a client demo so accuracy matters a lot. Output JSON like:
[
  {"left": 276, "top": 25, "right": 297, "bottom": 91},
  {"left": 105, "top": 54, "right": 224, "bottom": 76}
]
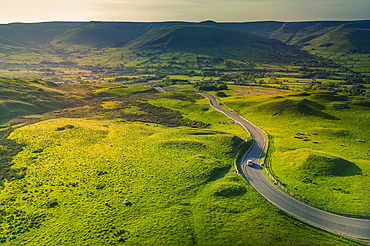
[{"left": 199, "top": 92, "right": 370, "bottom": 241}]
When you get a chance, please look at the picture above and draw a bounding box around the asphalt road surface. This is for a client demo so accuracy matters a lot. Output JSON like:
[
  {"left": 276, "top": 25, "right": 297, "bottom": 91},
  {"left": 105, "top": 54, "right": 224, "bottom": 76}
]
[{"left": 199, "top": 92, "right": 370, "bottom": 241}]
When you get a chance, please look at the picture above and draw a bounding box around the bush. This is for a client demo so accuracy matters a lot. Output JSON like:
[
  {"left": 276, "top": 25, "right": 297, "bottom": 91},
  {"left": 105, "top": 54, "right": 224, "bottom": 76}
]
[
  {"left": 193, "top": 80, "right": 228, "bottom": 91},
  {"left": 216, "top": 91, "right": 228, "bottom": 97}
]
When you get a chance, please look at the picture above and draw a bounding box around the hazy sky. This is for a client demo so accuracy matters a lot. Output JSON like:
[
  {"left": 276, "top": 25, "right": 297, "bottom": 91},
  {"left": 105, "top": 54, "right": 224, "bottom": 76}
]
[{"left": 1, "top": 0, "right": 369, "bottom": 23}]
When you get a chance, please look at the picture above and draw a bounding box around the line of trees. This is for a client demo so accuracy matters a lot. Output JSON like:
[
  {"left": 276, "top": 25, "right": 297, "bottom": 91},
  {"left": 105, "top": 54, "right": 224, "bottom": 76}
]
[{"left": 193, "top": 79, "right": 228, "bottom": 91}]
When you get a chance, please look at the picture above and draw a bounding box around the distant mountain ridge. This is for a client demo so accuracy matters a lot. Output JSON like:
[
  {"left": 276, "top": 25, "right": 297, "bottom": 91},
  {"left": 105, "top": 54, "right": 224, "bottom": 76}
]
[
  {"left": 124, "top": 25, "right": 297, "bottom": 58},
  {"left": 0, "top": 20, "right": 369, "bottom": 54},
  {"left": 223, "top": 20, "right": 370, "bottom": 53}
]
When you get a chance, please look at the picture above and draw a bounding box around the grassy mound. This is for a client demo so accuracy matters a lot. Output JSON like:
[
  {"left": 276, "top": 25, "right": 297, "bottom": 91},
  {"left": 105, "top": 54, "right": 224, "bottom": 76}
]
[
  {"left": 0, "top": 81, "right": 354, "bottom": 245},
  {"left": 191, "top": 173, "right": 346, "bottom": 245},
  {"left": 271, "top": 148, "right": 366, "bottom": 212},
  {"left": 222, "top": 89, "right": 370, "bottom": 214},
  {"left": 275, "top": 149, "right": 360, "bottom": 180},
  {"left": 257, "top": 97, "right": 336, "bottom": 119},
  {"left": 297, "top": 152, "right": 359, "bottom": 177},
  {"left": 257, "top": 98, "right": 310, "bottom": 115},
  {"left": 211, "top": 181, "right": 247, "bottom": 197},
  {"left": 309, "top": 92, "right": 348, "bottom": 102},
  {"left": 160, "top": 139, "right": 207, "bottom": 150},
  {"left": 2, "top": 118, "right": 239, "bottom": 244}
]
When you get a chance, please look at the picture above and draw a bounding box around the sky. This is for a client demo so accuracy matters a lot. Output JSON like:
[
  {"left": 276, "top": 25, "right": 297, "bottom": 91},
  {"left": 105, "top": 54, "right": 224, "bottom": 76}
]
[{"left": 1, "top": 0, "right": 369, "bottom": 24}]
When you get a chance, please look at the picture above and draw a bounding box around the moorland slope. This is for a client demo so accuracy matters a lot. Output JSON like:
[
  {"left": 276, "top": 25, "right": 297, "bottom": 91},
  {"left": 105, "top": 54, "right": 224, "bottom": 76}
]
[
  {"left": 1, "top": 20, "right": 369, "bottom": 54},
  {"left": 0, "top": 78, "right": 357, "bottom": 245}
]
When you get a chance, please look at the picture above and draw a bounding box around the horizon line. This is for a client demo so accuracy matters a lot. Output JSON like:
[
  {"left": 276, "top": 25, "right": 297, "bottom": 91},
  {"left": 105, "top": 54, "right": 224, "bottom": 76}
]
[{"left": 1, "top": 18, "right": 370, "bottom": 25}]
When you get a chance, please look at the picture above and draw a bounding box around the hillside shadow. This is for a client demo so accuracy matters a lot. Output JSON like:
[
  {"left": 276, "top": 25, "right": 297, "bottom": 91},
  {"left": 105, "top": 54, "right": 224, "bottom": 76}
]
[
  {"left": 301, "top": 153, "right": 362, "bottom": 177},
  {"left": 332, "top": 158, "right": 362, "bottom": 177},
  {"left": 259, "top": 98, "right": 339, "bottom": 120},
  {"left": 301, "top": 98, "right": 326, "bottom": 111},
  {"left": 308, "top": 107, "right": 339, "bottom": 120},
  {"left": 207, "top": 166, "right": 231, "bottom": 183},
  {"left": 309, "top": 92, "right": 348, "bottom": 102},
  {"left": 0, "top": 128, "right": 27, "bottom": 182},
  {"left": 298, "top": 99, "right": 339, "bottom": 120},
  {"left": 206, "top": 136, "right": 245, "bottom": 183}
]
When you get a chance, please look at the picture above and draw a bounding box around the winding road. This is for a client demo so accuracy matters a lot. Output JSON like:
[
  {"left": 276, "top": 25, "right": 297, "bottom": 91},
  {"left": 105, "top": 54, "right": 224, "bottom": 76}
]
[{"left": 199, "top": 93, "right": 370, "bottom": 241}]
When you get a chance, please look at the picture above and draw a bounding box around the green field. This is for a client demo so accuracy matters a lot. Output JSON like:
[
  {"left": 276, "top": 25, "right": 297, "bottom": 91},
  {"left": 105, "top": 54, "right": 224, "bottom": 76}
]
[
  {"left": 3, "top": 118, "right": 239, "bottom": 245},
  {"left": 0, "top": 20, "right": 369, "bottom": 244},
  {"left": 0, "top": 79, "right": 360, "bottom": 245},
  {"left": 219, "top": 87, "right": 370, "bottom": 215}
]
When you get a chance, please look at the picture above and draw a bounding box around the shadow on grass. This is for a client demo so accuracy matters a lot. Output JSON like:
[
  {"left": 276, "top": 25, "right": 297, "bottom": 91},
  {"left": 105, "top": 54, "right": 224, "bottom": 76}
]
[
  {"left": 332, "top": 158, "right": 362, "bottom": 177},
  {"left": 207, "top": 135, "right": 245, "bottom": 183},
  {"left": 125, "top": 202, "right": 133, "bottom": 206},
  {"left": 301, "top": 154, "right": 362, "bottom": 177},
  {"left": 258, "top": 98, "right": 339, "bottom": 120},
  {"left": 0, "top": 127, "right": 27, "bottom": 183}
]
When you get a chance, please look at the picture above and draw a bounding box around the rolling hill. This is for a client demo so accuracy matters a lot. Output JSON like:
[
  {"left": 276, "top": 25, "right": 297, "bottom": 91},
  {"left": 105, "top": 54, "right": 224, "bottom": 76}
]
[
  {"left": 0, "top": 20, "right": 369, "bottom": 54},
  {"left": 0, "top": 21, "right": 198, "bottom": 48},
  {"left": 223, "top": 20, "right": 370, "bottom": 55},
  {"left": 124, "top": 25, "right": 303, "bottom": 59},
  {"left": 0, "top": 77, "right": 356, "bottom": 245}
]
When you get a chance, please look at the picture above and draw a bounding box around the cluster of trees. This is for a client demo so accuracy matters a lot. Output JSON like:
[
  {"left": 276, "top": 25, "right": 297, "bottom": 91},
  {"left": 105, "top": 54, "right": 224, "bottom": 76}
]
[
  {"left": 303, "top": 82, "right": 367, "bottom": 96},
  {"left": 109, "top": 75, "right": 161, "bottom": 84},
  {"left": 162, "top": 78, "right": 190, "bottom": 86},
  {"left": 193, "top": 79, "right": 228, "bottom": 91},
  {"left": 291, "top": 57, "right": 340, "bottom": 68}
]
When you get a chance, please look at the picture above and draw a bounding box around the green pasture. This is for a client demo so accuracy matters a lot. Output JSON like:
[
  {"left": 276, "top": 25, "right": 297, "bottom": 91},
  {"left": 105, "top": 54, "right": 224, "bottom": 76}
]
[
  {"left": 166, "top": 75, "right": 204, "bottom": 82},
  {"left": 306, "top": 48, "right": 370, "bottom": 75},
  {"left": 162, "top": 84, "right": 196, "bottom": 92},
  {"left": 220, "top": 88, "right": 370, "bottom": 214},
  {"left": 3, "top": 118, "right": 239, "bottom": 244},
  {"left": 146, "top": 92, "right": 249, "bottom": 140},
  {"left": 93, "top": 84, "right": 154, "bottom": 97},
  {"left": 0, "top": 78, "right": 359, "bottom": 244},
  {"left": 226, "top": 85, "right": 289, "bottom": 97},
  {"left": 0, "top": 118, "right": 353, "bottom": 245}
]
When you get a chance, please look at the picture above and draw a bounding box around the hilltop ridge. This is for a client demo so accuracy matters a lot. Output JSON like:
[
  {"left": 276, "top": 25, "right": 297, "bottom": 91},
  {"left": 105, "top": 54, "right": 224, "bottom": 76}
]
[
  {"left": 124, "top": 25, "right": 301, "bottom": 59},
  {"left": 0, "top": 20, "right": 369, "bottom": 53}
]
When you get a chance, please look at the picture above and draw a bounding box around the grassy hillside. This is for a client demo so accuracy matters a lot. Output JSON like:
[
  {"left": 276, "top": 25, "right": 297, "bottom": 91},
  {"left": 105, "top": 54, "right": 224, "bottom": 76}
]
[
  {"left": 125, "top": 25, "right": 304, "bottom": 61},
  {"left": 0, "top": 119, "right": 349, "bottom": 245},
  {"left": 223, "top": 20, "right": 370, "bottom": 53},
  {"left": 0, "top": 77, "right": 68, "bottom": 123},
  {"left": 49, "top": 22, "right": 151, "bottom": 48},
  {"left": 1, "top": 20, "right": 369, "bottom": 83},
  {"left": 220, "top": 87, "right": 370, "bottom": 215},
  {"left": 0, "top": 20, "right": 368, "bottom": 56},
  {"left": 222, "top": 20, "right": 370, "bottom": 75},
  {"left": 0, "top": 78, "right": 359, "bottom": 245},
  {"left": 3, "top": 118, "right": 238, "bottom": 245},
  {"left": 2, "top": 20, "right": 367, "bottom": 49},
  {"left": 0, "top": 21, "right": 196, "bottom": 48},
  {"left": 0, "top": 20, "right": 368, "bottom": 245}
]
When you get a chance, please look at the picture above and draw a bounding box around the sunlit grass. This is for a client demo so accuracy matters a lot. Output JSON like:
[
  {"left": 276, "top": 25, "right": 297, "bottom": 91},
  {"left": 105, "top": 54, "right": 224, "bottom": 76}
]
[
  {"left": 0, "top": 118, "right": 351, "bottom": 245},
  {"left": 3, "top": 118, "right": 239, "bottom": 244},
  {"left": 0, "top": 78, "right": 363, "bottom": 245},
  {"left": 221, "top": 89, "right": 370, "bottom": 213},
  {"left": 146, "top": 92, "right": 250, "bottom": 140}
]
